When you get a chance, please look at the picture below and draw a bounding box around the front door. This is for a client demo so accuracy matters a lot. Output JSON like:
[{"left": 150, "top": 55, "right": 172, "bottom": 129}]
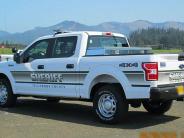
[{"left": 11, "top": 36, "right": 79, "bottom": 98}]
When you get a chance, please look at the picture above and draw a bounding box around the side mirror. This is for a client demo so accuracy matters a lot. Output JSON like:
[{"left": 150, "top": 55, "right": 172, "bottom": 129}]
[
  {"left": 12, "top": 47, "right": 18, "bottom": 53},
  {"left": 13, "top": 53, "right": 21, "bottom": 64}
]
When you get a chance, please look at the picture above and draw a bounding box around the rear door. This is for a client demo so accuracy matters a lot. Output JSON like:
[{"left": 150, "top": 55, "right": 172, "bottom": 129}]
[{"left": 40, "top": 36, "right": 80, "bottom": 97}]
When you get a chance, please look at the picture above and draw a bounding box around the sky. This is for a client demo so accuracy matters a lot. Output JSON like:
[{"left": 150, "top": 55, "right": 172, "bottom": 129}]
[{"left": 0, "top": 0, "right": 184, "bottom": 33}]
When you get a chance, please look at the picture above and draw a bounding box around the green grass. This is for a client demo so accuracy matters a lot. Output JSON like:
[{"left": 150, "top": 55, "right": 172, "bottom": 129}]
[
  {"left": 0, "top": 48, "right": 12, "bottom": 54},
  {"left": 153, "top": 49, "right": 182, "bottom": 54}
]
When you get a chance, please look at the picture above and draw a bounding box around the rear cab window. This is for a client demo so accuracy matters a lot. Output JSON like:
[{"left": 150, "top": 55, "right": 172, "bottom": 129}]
[
  {"left": 88, "top": 36, "right": 129, "bottom": 48},
  {"left": 86, "top": 35, "right": 152, "bottom": 56},
  {"left": 86, "top": 35, "right": 130, "bottom": 56}
]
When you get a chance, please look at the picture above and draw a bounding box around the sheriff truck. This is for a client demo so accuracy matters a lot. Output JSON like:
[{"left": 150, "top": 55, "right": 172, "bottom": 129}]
[{"left": 0, "top": 31, "right": 183, "bottom": 124}]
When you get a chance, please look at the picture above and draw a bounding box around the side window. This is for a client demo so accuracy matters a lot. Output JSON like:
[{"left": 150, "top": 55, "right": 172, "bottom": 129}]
[
  {"left": 52, "top": 36, "right": 77, "bottom": 58},
  {"left": 22, "top": 39, "right": 50, "bottom": 63}
]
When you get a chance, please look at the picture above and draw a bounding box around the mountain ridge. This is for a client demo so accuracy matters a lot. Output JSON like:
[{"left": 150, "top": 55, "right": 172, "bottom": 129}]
[{"left": 1, "top": 20, "right": 184, "bottom": 44}]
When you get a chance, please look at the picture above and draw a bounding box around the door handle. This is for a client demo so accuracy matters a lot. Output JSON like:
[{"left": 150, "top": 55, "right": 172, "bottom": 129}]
[
  {"left": 66, "top": 64, "right": 74, "bottom": 69},
  {"left": 37, "top": 65, "right": 44, "bottom": 69}
]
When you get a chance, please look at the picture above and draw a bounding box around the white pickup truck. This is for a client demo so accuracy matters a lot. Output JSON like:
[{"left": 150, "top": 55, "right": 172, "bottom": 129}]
[{"left": 0, "top": 31, "right": 183, "bottom": 124}]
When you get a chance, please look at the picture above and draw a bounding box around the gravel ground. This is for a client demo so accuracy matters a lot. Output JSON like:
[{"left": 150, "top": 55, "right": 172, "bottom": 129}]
[{"left": 0, "top": 98, "right": 183, "bottom": 138}]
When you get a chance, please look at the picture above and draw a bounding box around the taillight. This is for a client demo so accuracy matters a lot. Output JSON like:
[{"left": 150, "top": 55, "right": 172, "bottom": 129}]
[{"left": 142, "top": 62, "right": 158, "bottom": 81}]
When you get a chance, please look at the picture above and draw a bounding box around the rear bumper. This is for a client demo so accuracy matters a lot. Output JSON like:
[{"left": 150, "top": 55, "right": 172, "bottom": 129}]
[{"left": 150, "top": 84, "right": 184, "bottom": 100}]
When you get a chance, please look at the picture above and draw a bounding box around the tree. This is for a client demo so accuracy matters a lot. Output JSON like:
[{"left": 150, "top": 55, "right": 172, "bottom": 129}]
[{"left": 129, "top": 28, "right": 184, "bottom": 50}]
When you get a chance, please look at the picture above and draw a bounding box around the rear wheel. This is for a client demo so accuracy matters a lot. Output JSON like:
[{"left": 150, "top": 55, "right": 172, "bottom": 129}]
[
  {"left": 142, "top": 100, "right": 173, "bottom": 115},
  {"left": 93, "top": 85, "right": 128, "bottom": 124},
  {"left": 0, "top": 78, "right": 17, "bottom": 107}
]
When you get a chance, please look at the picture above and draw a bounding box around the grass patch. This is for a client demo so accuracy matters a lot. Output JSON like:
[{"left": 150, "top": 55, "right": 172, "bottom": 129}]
[
  {"left": 0, "top": 48, "right": 12, "bottom": 54},
  {"left": 153, "top": 49, "right": 182, "bottom": 54}
]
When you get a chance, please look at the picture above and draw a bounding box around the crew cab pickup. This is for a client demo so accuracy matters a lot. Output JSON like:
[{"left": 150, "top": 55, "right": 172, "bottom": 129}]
[{"left": 0, "top": 31, "right": 183, "bottom": 124}]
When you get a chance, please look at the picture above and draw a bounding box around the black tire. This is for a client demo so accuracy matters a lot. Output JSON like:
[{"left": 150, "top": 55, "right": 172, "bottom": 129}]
[
  {"left": 0, "top": 78, "right": 17, "bottom": 107},
  {"left": 46, "top": 98, "right": 60, "bottom": 103},
  {"left": 142, "top": 100, "right": 173, "bottom": 115},
  {"left": 93, "top": 85, "right": 128, "bottom": 124}
]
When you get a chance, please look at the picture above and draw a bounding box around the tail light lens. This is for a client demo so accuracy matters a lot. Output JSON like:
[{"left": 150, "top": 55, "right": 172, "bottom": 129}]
[{"left": 142, "top": 62, "right": 158, "bottom": 81}]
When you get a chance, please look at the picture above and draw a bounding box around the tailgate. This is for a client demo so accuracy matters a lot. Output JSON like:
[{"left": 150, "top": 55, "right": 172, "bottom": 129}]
[{"left": 157, "top": 54, "right": 184, "bottom": 85}]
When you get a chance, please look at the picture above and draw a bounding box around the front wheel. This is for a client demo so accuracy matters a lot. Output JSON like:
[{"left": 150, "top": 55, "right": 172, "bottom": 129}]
[
  {"left": 0, "top": 78, "right": 17, "bottom": 107},
  {"left": 93, "top": 85, "right": 128, "bottom": 124},
  {"left": 142, "top": 100, "right": 173, "bottom": 115}
]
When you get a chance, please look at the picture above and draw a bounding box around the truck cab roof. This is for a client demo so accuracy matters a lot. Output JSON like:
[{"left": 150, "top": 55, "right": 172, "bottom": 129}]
[{"left": 37, "top": 31, "right": 127, "bottom": 41}]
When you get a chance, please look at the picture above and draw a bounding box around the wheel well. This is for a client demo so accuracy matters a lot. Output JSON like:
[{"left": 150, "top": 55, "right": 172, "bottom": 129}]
[
  {"left": 0, "top": 73, "right": 11, "bottom": 86},
  {"left": 90, "top": 83, "right": 125, "bottom": 100},
  {"left": 90, "top": 74, "right": 126, "bottom": 100},
  {"left": 0, "top": 73, "right": 9, "bottom": 81}
]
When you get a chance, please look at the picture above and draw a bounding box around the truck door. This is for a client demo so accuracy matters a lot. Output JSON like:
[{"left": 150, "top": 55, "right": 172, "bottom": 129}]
[
  {"left": 11, "top": 36, "right": 79, "bottom": 98},
  {"left": 11, "top": 39, "right": 53, "bottom": 95},
  {"left": 39, "top": 36, "right": 79, "bottom": 97}
]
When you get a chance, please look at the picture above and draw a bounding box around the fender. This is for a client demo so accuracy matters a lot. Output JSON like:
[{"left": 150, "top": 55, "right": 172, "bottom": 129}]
[
  {"left": 0, "top": 61, "right": 18, "bottom": 93},
  {"left": 79, "top": 65, "right": 130, "bottom": 99}
]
